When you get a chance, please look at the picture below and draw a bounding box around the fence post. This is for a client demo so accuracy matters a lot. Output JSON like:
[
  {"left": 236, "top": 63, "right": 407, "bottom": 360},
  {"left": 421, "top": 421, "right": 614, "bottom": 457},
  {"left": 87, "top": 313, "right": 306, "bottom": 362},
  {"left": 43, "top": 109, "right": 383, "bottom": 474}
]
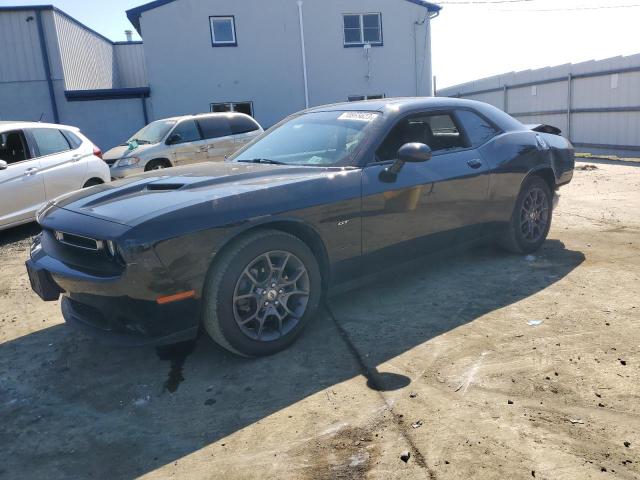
[{"left": 566, "top": 73, "right": 573, "bottom": 141}]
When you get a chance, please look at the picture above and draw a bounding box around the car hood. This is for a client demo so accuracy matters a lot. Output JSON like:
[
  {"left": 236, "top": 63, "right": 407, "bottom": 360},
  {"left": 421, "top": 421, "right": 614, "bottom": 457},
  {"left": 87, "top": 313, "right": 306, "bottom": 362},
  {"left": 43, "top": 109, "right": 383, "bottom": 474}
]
[
  {"left": 103, "top": 143, "right": 156, "bottom": 160},
  {"left": 49, "top": 162, "right": 354, "bottom": 227}
]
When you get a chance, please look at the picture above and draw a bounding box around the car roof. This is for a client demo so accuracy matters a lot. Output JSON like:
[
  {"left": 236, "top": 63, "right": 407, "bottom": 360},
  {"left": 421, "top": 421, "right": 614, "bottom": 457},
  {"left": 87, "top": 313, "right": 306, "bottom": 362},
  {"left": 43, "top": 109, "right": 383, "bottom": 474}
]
[
  {"left": 0, "top": 121, "right": 80, "bottom": 131},
  {"left": 304, "top": 97, "right": 488, "bottom": 113},
  {"left": 161, "top": 112, "right": 253, "bottom": 122},
  {"left": 303, "top": 97, "right": 525, "bottom": 132}
]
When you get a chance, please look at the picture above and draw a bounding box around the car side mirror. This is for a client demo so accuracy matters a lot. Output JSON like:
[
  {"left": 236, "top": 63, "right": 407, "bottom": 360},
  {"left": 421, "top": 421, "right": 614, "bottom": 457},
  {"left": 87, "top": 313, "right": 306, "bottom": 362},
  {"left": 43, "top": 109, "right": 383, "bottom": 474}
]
[
  {"left": 166, "top": 133, "right": 182, "bottom": 145},
  {"left": 0, "top": 160, "right": 7, "bottom": 170},
  {"left": 380, "top": 143, "right": 432, "bottom": 182}
]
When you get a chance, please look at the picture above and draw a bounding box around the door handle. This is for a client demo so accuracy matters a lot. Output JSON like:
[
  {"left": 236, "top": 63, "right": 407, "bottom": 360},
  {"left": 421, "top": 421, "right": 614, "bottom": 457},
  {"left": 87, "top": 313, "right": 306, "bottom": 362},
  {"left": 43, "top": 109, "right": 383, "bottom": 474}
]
[
  {"left": 467, "top": 159, "right": 483, "bottom": 169},
  {"left": 71, "top": 154, "right": 82, "bottom": 161},
  {"left": 24, "top": 167, "right": 39, "bottom": 176}
]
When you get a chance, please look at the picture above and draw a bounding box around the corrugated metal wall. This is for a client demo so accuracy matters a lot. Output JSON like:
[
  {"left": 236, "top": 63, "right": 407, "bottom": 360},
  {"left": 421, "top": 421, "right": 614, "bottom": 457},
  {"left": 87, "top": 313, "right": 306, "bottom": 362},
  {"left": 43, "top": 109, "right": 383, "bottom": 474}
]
[
  {"left": 114, "top": 43, "right": 148, "bottom": 88},
  {"left": 438, "top": 54, "right": 640, "bottom": 157},
  {"left": 52, "top": 10, "right": 115, "bottom": 90},
  {"left": 0, "top": 10, "right": 45, "bottom": 83}
]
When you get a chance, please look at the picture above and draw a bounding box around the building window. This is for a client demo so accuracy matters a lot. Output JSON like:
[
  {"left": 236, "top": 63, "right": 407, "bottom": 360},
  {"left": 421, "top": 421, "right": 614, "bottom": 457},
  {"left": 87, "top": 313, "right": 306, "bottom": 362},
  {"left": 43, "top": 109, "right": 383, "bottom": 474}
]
[
  {"left": 348, "top": 94, "right": 385, "bottom": 102},
  {"left": 210, "top": 101, "right": 254, "bottom": 117},
  {"left": 343, "top": 13, "right": 382, "bottom": 47},
  {"left": 209, "top": 16, "right": 237, "bottom": 47}
]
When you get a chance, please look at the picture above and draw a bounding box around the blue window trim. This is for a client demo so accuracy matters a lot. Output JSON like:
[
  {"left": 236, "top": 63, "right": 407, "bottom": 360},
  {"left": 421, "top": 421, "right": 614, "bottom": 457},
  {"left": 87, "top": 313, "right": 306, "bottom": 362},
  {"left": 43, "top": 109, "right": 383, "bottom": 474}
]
[
  {"left": 342, "top": 13, "right": 384, "bottom": 48},
  {"left": 209, "top": 15, "right": 238, "bottom": 48}
]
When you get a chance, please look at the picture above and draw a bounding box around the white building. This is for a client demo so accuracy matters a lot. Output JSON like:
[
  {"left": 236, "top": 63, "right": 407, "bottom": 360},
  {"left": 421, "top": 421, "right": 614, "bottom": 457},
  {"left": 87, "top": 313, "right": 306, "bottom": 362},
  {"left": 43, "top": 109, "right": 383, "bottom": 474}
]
[
  {"left": 0, "top": 1, "right": 441, "bottom": 149},
  {"left": 127, "top": 0, "right": 441, "bottom": 128}
]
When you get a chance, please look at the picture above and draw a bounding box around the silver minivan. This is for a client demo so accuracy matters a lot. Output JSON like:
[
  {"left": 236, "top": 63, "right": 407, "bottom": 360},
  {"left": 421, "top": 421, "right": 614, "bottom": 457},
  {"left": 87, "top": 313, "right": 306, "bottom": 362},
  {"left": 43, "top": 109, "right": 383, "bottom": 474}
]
[{"left": 103, "top": 113, "right": 263, "bottom": 179}]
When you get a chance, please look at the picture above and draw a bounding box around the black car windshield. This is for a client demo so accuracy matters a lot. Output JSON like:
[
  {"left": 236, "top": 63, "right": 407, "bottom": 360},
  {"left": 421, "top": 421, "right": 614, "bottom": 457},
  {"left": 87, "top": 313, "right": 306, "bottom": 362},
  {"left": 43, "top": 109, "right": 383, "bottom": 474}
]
[
  {"left": 126, "top": 120, "right": 177, "bottom": 145},
  {"left": 231, "top": 111, "right": 381, "bottom": 166}
]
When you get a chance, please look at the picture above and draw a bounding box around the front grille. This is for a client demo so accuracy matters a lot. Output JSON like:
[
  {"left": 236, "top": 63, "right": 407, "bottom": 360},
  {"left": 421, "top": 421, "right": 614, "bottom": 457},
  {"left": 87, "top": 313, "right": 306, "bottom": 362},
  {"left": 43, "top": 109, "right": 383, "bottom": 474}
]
[{"left": 54, "top": 231, "right": 104, "bottom": 251}]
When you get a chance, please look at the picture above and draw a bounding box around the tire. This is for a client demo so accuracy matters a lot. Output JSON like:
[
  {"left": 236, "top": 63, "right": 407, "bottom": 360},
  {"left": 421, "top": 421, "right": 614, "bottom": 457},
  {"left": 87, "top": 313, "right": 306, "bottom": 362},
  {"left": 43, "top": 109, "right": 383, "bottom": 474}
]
[
  {"left": 500, "top": 175, "right": 553, "bottom": 254},
  {"left": 145, "top": 159, "right": 172, "bottom": 172},
  {"left": 202, "top": 229, "right": 322, "bottom": 357},
  {"left": 82, "top": 178, "right": 103, "bottom": 188}
]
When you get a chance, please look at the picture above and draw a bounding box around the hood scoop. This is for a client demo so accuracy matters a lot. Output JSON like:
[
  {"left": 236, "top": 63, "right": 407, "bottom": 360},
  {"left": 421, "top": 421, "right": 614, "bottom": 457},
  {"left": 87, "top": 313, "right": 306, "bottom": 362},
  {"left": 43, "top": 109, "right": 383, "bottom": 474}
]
[{"left": 145, "top": 183, "right": 186, "bottom": 191}]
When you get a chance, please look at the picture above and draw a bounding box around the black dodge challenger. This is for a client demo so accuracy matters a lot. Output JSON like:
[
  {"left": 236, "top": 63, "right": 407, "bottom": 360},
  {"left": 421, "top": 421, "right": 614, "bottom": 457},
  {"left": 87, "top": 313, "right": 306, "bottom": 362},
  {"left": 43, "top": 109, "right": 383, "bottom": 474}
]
[{"left": 26, "top": 98, "right": 574, "bottom": 357}]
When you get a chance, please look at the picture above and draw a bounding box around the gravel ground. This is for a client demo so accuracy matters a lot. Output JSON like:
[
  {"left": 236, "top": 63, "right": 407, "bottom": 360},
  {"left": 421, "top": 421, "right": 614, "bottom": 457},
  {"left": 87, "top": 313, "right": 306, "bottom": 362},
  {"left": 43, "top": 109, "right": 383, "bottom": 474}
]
[{"left": 0, "top": 160, "right": 638, "bottom": 479}]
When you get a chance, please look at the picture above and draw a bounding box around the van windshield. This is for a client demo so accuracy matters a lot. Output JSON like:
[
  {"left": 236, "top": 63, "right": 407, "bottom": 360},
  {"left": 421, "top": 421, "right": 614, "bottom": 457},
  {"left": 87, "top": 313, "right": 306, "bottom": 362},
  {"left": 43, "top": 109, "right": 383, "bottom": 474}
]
[
  {"left": 231, "top": 111, "right": 380, "bottom": 166},
  {"left": 126, "top": 120, "right": 176, "bottom": 145}
]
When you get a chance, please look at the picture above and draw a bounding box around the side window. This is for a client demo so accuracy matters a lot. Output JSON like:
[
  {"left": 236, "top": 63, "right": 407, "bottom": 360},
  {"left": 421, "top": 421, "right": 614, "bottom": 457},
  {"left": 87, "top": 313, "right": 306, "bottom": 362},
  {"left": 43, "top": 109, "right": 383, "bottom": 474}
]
[
  {"left": 31, "top": 128, "right": 71, "bottom": 157},
  {"left": 209, "top": 16, "right": 237, "bottom": 46},
  {"left": 198, "top": 117, "right": 232, "bottom": 140},
  {"left": 229, "top": 116, "right": 260, "bottom": 135},
  {"left": 343, "top": 13, "right": 382, "bottom": 47},
  {"left": 0, "top": 130, "right": 30, "bottom": 164},
  {"left": 376, "top": 112, "right": 467, "bottom": 161},
  {"left": 456, "top": 110, "right": 499, "bottom": 147},
  {"left": 171, "top": 120, "right": 201, "bottom": 143}
]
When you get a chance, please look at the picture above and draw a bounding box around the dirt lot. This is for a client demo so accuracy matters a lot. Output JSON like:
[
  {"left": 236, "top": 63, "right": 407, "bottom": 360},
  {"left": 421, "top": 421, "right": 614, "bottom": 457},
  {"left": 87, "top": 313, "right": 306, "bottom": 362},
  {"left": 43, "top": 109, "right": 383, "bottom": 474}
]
[{"left": 1, "top": 161, "right": 639, "bottom": 480}]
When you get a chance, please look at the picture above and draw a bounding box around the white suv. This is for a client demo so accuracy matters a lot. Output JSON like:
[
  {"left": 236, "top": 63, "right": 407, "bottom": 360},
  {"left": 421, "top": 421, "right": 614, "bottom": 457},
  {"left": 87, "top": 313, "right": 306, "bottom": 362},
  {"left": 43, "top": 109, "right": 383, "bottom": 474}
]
[
  {"left": 0, "top": 122, "right": 110, "bottom": 231},
  {"left": 103, "top": 113, "right": 264, "bottom": 179}
]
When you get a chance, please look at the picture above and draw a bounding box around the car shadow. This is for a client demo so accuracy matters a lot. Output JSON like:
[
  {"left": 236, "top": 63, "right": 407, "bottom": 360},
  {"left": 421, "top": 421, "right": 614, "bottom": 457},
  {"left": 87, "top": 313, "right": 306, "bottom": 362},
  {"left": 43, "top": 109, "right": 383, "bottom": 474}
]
[
  {"left": 0, "top": 240, "right": 585, "bottom": 479},
  {"left": 0, "top": 222, "right": 41, "bottom": 247}
]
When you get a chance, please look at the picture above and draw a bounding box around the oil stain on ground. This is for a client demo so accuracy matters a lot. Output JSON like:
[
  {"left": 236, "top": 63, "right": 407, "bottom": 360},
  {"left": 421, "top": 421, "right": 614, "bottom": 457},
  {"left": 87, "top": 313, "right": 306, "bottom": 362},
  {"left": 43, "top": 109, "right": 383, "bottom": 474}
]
[{"left": 156, "top": 340, "right": 197, "bottom": 393}]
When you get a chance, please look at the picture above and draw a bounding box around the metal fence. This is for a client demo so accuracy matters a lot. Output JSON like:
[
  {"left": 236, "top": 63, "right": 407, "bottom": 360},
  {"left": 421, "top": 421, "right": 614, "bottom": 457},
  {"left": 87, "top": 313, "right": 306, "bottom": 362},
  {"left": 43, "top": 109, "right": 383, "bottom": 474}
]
[{"left": 437, "top": 54, "right": 640, "bottom": 157}]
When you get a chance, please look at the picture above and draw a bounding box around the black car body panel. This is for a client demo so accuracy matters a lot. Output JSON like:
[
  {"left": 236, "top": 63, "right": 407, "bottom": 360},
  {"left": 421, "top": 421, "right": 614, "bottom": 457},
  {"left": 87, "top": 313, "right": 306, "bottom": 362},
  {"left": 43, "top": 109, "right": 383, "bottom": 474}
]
[{"left": 28, "top": 98, "right": 574, "bottom": 346}]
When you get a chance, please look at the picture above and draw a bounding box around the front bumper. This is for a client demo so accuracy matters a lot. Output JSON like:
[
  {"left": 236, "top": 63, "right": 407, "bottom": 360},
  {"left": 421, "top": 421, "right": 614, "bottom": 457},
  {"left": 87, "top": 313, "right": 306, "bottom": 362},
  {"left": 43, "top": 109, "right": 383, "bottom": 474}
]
[
  {"left": 61, "top": 296, "right": 199, "bottom": 347},
  {"left": 108, "top": 163, "right": 145, "bottom": 179},
  {"left": 27, "top": 232, "right": 201, "bottom": 347}
]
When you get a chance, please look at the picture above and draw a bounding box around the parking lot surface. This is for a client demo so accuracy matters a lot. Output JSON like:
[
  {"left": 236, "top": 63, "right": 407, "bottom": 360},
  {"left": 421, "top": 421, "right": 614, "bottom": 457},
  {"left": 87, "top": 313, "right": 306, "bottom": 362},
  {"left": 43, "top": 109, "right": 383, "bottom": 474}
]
[{"left": 1, "top": 161, "right": 639, "bottom": 479}]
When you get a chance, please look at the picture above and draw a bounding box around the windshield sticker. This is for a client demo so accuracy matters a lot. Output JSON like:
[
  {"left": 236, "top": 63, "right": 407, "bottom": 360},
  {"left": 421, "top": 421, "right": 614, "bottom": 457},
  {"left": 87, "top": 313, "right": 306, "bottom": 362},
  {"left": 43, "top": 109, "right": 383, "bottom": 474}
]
[{"left": 338, "top": 112, "right": 378, "bottom": 122}]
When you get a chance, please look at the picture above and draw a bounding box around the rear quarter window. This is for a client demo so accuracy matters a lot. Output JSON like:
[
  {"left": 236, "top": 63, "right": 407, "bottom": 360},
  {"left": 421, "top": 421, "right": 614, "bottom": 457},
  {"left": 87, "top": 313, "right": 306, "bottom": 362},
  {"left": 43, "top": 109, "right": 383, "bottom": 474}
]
[
  {"left": 229, "top": 116, "right": 260, "bottom": 135},
  {"left": 456, "top": 110, "right": 499, "bottom": 147},
  {"left": 62, "top": 130, "right": 83, "bottom": 149}
]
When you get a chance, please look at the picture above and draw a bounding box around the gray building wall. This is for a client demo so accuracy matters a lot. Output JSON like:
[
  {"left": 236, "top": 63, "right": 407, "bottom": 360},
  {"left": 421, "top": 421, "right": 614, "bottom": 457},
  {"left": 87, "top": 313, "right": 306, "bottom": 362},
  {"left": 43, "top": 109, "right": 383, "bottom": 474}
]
[
  {"left": 138, "top": 0, "right": 435, "bottom": 128},
  {"left": 114, "top": 43, "right": 148, "bottom": 88},
  {"left": 438, "top": 54, "right": 640, "bottom": 158},
  {"left": 0, "top": 6, "right": 149, "bottom": 150},
  {"left": 52, "top": 10, "right": 116, "bottom": 90}
]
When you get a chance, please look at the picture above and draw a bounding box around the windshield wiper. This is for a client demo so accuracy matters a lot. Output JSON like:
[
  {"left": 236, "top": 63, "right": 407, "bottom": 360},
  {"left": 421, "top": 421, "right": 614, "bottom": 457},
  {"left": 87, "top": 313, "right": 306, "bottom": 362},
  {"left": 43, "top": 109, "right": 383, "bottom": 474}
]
[{"left": 237, "top": 158, "right": 287, "bottom": 165}]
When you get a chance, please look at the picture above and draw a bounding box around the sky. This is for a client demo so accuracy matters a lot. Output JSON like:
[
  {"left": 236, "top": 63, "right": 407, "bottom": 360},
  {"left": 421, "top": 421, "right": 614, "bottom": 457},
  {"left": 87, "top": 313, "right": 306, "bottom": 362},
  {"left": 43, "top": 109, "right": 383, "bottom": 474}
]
[{"left": 2, "top": 0, "right": 639, "bottom": 88}]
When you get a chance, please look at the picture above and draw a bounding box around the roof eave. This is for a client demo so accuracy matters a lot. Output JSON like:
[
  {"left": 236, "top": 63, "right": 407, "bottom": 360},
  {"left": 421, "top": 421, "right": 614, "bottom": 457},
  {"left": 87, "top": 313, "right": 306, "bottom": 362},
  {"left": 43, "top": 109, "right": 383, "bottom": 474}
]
[{"left": 126, "top": 0, "right": 441, "bottom": 36}]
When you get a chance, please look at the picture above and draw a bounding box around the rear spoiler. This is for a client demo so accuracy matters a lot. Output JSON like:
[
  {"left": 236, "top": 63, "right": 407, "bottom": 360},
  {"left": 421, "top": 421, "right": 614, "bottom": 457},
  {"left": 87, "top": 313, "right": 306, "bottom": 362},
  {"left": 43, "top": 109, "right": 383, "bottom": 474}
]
[{"left": 525, "top": 124, "right": 562, "bottom": 136}]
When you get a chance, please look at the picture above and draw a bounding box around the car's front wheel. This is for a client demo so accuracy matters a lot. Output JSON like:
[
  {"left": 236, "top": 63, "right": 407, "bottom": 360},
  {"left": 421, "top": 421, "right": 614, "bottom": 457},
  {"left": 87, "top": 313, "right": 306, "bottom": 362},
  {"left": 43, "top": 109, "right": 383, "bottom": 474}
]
[
  {"left": 145, "top": 159, "right": 171, "bottom": 171},
  {"left": 500, "top": 175, "right": 553, "bottom": 254},
  {"left": 202, "top": 230, "right": 322, "bottom": 357}
]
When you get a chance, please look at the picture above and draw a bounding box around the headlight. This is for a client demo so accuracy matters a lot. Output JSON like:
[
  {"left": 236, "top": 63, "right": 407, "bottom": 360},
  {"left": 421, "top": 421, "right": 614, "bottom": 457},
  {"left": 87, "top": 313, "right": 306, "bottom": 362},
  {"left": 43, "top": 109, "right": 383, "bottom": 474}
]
[
  {"left": 106, "top": 240, "right": 118, "bottom": 257},
  {"left": 117, "top": 156, "right": 141, "bottom": 167}
]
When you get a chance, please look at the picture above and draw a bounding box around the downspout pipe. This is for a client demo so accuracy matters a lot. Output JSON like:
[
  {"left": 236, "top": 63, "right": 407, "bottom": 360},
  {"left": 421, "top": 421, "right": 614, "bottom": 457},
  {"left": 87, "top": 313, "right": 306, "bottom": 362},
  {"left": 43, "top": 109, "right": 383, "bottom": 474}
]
[
  {"left": 414, "top": 10, "right": 439, "bottom": 97},
  {"left": 36, "top": 10, "right": 59, "bottom": 123},
  {"left": 296, "top": 0, "right": 310, "bottom": 109}
]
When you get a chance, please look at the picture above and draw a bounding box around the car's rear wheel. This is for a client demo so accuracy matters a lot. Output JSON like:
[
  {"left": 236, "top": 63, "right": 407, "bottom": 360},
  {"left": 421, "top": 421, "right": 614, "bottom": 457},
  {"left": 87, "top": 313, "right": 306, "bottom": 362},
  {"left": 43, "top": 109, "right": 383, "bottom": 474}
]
[
  {"left": 145, "top": 159, "right": 171, "bottom": 171},
  {"left": 500, "top": 176, "right": 553, "bottom": 254},
  {"left": 202, "top": 230, "right": 322, "bottom": 357}
]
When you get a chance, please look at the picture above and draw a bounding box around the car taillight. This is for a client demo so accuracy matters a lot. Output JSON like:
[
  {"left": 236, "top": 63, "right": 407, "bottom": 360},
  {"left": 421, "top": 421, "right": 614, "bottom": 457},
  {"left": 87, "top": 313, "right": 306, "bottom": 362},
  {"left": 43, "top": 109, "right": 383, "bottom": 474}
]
[{"left": 93, "top": 145, "right": 103, "bottom": 159}]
